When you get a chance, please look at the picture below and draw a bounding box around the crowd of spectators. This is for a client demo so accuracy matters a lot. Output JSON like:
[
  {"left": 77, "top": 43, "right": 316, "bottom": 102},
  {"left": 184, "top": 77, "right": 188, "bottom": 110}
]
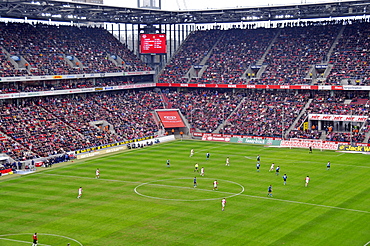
[
  {"left": 158, "top": 29, "right": 221, "bottom": 83},
  {"left": 256, "top": 24, "right": 340, "bottom": 85},
  {"left": 2, "top": 20, "right": 370, "bottom": 86},
  {"left": 0, "top": 90, "right": 164, "bottom": 160},
  {"left": 0, "top": 89, "right": 368, "bottom": 161},
  {"left": 288, "top": 93, "right": 369, "bottom": 141},
  {"left": 287, "top": 130, "right": 322, "bottom": 139},
  {"left": 307, "top": 95, "right": 368, "bottom": 116},
  {"left": 0, "top": 137, "right": 37, "bottom": 161},
  {"left": 326, "top": 21, "right": 370, "bottom": 86},
  {"left": 0, "top": 47, "right": 29, "bottom": 77},
  {"left": 1, "top": 19, "right": 370, "bottom": 88},
  {"left": 0, "top": 102, "right": 85, "bottom": 158},
  {"left": 326, "top": 132, "right": 365, "bottom": 143},
  {"left": 163, "top": 89, "right": 245, "bottom": 133},
  {"left": 221, "top": 92, "right": 309, "bottom": 137},
  {"left": 0, "top": 22, "right": 151, "bottom": 77},
  {"left": 34, "top": 24, "right": 151, "bottom": 74},
  {"left": 159, "top": 23, "right": 343, "bottom": 85},
  {"left": 159, "top": 19, "right": 370, "bottom": 86},
  {"left": 195, "top": 28, "right": 277, "bottom": 84}
]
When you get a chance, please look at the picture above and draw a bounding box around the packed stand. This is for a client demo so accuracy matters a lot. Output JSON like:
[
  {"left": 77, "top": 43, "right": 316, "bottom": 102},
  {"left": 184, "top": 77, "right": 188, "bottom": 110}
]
[
  {"left": 289, "top": 94, "right": 369, "bottom": 142},
  {"left": 88, "top": 27, "right": 151, "bottom": 72},
  {"left": 0, "top": 90, "right": 164, "bottom": 160},
  {"left": 326, "top": 132, "right": 364, "bottom": 143},
  {"left": 307, "top": 94, "right": 368, "bottom": 116},
  {"left": 165, "top": 89, "right": 245, "bottom": 133},
  {"left": 36, "top": 92, "right": 158, "bottom": 149},
  {"left": 0, "top": 138, "right": 37, "bottom": 161},
  {"left": 35, "top": 25, "right": 151, "bottom": 74},
  {"left": 326, "top": 20, "right": 370, "bottom": 85},
  {"left": 287, "top": 129, "right": 322, "bottom": 140},
  {"left": 0, "top": 22, "right": 74, "bottom": 76},
  {"left": 0, "top": 22, "right": 151, "bottom": 77},
  {"left": 0, "top": 102, "right": 91, "bottom": 158},
  {"left": 158, "top": 29, "right": 221, "bottom": 83},
  {"left": 0, "top": 45, "right": 29, "bottom": 77},
  {"left": 196, "top": 28, "right": 277, "bottom": 84},
  {"left": 222, "top": 92, "right": 309, "bottom": 137},
  {"left": 92, "top": 91, "right": 164, "bottom": 139},
  {"left": 38, "top": 90, "right": 163, "bottom": 143},
  {"left": 257, "top": 24, "right": 341, "bottom": 85}
]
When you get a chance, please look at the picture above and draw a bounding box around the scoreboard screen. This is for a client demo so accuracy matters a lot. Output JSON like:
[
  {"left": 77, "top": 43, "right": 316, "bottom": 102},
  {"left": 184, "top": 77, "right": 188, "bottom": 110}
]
[{"left": 140, "top": 34, "right": 167, "bottom": 54}]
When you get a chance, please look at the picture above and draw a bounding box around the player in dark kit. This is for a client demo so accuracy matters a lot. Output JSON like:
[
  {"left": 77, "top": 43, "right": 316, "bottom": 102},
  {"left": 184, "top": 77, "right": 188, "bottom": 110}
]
[
  {"left": 275, "top": 166, "right": 280, "bottom": 176},
  {"left": 267, "top": 185, "right": 273, "bottom": 197},
  {"left": 256, "top": 163, "right": 260, "bottom": 172},
  {"left": 283, "top": 174, "right": 287, "bottom": 185},
  {"left": 193, "top": 177, "right": 197, "bottom": 188}
]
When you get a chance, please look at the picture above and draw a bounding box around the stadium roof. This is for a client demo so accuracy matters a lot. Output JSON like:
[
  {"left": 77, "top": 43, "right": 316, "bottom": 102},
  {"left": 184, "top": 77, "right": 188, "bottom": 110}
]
[{"left": 0, "top": 0, "right": 369, "bottom": 24}]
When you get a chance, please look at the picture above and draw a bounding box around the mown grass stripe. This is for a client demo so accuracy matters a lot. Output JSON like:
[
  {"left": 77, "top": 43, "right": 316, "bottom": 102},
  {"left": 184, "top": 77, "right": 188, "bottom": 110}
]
[{"left": 1, "top": 140, "right": 369, "bottom": 246}]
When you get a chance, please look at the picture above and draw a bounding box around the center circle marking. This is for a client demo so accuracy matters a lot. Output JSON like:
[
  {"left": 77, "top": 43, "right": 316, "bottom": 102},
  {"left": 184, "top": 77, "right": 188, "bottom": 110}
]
[{"left": 134, "top": 177, "right": 244, "bottom": 201}]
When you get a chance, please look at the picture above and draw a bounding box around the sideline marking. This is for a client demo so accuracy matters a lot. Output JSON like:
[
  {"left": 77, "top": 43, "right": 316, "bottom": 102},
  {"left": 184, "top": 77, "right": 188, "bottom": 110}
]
[
  {"left": 364, "top": 241, "right": 370, "bottom": 246},
  {"left": 0, "top": 233, "right": 83, "bottom": 246},
  {"left": 134, "top": 178, "right": 244, "bottom": 201},
  {"left": 42, "top": 174, "right": 370, "bottom": 214}
]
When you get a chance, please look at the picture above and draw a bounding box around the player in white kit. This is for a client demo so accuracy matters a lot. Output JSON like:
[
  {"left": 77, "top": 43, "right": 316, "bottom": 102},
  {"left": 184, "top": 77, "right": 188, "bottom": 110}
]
[
  {"left": 269, "top": 163, "right": 275, "bottom": 172},
  {"left": 225, "top": 157, "right": 230, "bottom": 166},
  {"left": 305, "top": 176, "right": 310, "bottom": 187},
  {"left": 77, "top": 187, "right": 83, "bottom": 199},
  {"left": 96, "top": 168, "right": 100, "bottom": 179},
  {"left": 213, "top": 180, "right": 218, "bottom": 190},
  {"left": 221, "top": 198, "right": 226, "bottom": 211}
]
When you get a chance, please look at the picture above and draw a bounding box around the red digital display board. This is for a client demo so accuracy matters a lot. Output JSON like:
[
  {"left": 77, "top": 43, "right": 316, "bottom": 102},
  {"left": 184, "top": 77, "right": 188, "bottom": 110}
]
[{"left": 140, "top": 34, "right": 167, "bottom": 54}]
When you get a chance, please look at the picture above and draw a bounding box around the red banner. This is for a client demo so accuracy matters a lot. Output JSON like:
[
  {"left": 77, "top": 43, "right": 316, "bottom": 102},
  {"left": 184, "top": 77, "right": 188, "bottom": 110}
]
[
  {"left": 157, "top": 110, "right": 185, "bottom": 128},
  {"left": 155, "top": 83, "right": 319, "bottom": 90}
]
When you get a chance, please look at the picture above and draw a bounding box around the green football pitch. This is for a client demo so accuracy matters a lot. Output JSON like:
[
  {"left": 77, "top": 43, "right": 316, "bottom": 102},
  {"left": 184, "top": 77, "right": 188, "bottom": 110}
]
[{"left": 1, "top": 140, "right": 369, "bottom": 246}]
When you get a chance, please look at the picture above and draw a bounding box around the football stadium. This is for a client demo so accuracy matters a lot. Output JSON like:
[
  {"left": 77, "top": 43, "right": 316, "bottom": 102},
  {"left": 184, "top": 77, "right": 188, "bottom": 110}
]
[{"left": 0, "top": 0, "right": 369, "bottom": 245}]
